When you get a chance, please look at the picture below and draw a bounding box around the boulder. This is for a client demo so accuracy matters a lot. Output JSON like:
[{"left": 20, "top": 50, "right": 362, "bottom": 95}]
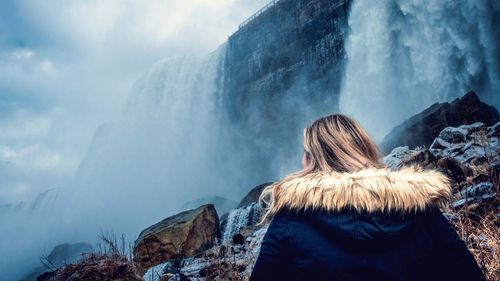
[
  {"left": 237, "top": 182, "right": 273, "bottom": 208},
  {"left": 133, "top": 204, "right": 220, "bottom": 274},
  {"left": 380, "top": 91, "right": 500, "bottom": 154}
]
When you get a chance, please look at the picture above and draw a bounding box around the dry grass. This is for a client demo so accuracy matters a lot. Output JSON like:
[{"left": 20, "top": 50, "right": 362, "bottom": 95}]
[
  {"left": 37, "top": 232, "right": 143, "bottom": 281},
  {"left": 448, "top": 204, "right": 499, "bottom": 281},
  {"left": 201, "top": 246, "right": 245, "bottom": 281},
  {"left": 447, "top": 166, "right": 499, "bottom": 281},
  {"left": 46, "top": 253, "right": 143, "bottom": 281}
]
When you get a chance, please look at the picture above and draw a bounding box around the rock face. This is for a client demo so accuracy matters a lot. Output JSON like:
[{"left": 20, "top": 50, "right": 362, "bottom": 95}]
[
  {"left": 219, "top": 182, "right": 271, "bottom": 242},
  {"left": 223, "top": 0, "right": 353, "bottom": 184},
  {"left": 384, "top": 121, "right": 500, "bottom": 212},
  {"left": 380, "top": 91, "right": 500, "bottom": 154},
  {"left": 237, "top": 182, "right": 272, "bottom": 208},
  {"left": 133, "top": 204, "right": 221, "bottom": 274}
]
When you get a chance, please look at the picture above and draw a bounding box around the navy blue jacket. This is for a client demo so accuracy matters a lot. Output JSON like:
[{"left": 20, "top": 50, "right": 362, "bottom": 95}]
[
  {"left": 250, "top": 168, "right": 485, "bottom": 281},
  {"left": 250, "top": 209, "right": 485, "bottom": 281}
]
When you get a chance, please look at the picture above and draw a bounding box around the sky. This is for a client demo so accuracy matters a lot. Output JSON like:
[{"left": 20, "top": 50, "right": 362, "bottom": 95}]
[{"left": 0, "top": 0, "right": 269, "bottom": 205}]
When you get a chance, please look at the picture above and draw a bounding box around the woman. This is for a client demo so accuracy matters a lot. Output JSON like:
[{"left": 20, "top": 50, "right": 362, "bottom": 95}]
[{"left": 250, "top": 114, "right": 484, "bottom": 281}]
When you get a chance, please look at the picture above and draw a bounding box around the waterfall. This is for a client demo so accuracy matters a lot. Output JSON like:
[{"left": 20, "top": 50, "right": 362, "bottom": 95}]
[
  {"left": 1, "top": 45, "right": 232, "bottom": 281},
  {"left": 69, "top": 45, "right": 233, "bottom": 236},
  {"left": 339, "top": 0, "right": 500, "bottom": 140},
  {"left": 222, "top": 203, "right": 262, "bottom": 241}
]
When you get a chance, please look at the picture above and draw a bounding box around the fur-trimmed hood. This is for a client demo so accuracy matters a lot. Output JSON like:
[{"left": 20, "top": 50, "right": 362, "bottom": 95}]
[
  {"left": 264, "top": 167, "right": 451, "bottom": 215},
  {"left": 251, "top": 167, "right": 486, "bottom": 281}
]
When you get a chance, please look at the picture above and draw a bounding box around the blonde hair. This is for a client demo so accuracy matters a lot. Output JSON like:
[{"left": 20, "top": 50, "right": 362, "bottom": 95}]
[{"left": 260, "top": 114, "right": 383, "bottom": 221}]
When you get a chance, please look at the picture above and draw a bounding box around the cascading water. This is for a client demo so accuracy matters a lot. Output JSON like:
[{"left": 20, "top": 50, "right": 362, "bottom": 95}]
[
  {"left": 1, "top": 45, "right": 232, "bottom": 280},
  {"left": 70, "top": 44, "right": 233, "bottom": 236},
  {"left": 339, "top": 0, "right": 500, "bottom": 140},
  {"left": 5, "top": 1, "right": 500, "bottom": 279},
  {"left": 222, "top": 203, "right": 263, "bottom": 241}
]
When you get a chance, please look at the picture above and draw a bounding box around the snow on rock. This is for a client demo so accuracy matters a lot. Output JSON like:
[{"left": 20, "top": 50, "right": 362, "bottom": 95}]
[{"left": 386, "top": 122, "right": 499, "bottom": 213}]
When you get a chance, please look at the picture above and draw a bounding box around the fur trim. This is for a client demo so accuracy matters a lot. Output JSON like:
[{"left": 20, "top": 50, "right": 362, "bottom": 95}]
[{"left": 266, "top": 167, "right": 451, "bottom": 214}]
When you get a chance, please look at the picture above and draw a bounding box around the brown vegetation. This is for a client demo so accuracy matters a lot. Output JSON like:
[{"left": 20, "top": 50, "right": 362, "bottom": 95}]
[
  {"left": 447, "top": 168, "right": 499, "bottom": 281},
  {"left": 37, "top": 233, "right": 143, "bottom": 281},
  {"left": 44, "top": 253, "right": 143, "bottom": 281}
]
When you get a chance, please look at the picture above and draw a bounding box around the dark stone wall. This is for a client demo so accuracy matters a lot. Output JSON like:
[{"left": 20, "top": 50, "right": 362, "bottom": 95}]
[{"left": 221, "top": 0, "right": 352, "bottom": 183}]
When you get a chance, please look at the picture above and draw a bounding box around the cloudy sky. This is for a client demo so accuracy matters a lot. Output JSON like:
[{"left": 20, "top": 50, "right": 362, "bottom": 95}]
[{"left": 0, "top": 0, "right": 268, "bottom": 204}]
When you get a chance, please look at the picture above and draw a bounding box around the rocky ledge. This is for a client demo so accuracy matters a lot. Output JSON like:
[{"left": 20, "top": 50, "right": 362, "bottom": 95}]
[
  {"left": 385, "top": 121, "right": 499, "bottom": 212},
  {"left": 380, "top": 91, "right": 499, "bottom": 154}
]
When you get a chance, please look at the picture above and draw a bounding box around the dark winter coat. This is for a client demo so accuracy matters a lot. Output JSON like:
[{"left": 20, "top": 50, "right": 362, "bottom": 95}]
[{"left": 250, "top": 167, "right": 485, "bottom": 281}]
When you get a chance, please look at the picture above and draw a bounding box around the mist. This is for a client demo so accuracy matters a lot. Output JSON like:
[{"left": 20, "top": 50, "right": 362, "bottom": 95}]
[
  {"left": 339, "top": 0, "right": 500, "bottom": 141},
  {"left": 1, "top": 0, "right": 499, "bottom": 280},
  {"left": 0, "top": 1, "right": 269, "bottom": 280}
]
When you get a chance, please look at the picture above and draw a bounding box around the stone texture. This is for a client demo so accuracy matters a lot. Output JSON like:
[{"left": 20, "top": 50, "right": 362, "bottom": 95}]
[
  {"left": 222, "top": 0, "right": 352, "bottom": 183},
  {"left": 380, "top": 91, "right": 500, "bottom": 154},
  {"left": 396, "top": 149, "right": 470, "bottom": 184},
  {"left": 385, "top": 121, "right": 499, "bottom": 214},
  {"left": 237, "top": 182, "right": 273, "bottom": 208},
  {"left": 149, "top": 226, "right": 269, "bottom": 281},
  {"left": 133, "top": 204, "right": 220, "bottom": 274}
]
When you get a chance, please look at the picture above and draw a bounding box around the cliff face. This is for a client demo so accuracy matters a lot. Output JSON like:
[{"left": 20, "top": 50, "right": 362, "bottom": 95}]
[{"left": 222, "top": 0, "right": 352, "bottom": 181}]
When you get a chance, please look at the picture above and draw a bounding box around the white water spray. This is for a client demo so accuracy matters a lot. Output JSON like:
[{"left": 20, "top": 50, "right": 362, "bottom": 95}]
[
  {"left": 0, "top": 45, "right": 231, "bottom": 280},
  {"left": 340, "top": 0, "right": 500, "bottom": 140}
]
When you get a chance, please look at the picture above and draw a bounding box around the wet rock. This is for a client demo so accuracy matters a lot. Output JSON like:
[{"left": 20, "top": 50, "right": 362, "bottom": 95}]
[
  {"left": 232, "top": 234, "right": 245, "bottom": 245},
  {"left": 156, "top": 226, "right": 269, "bottom": 281},
  {"left": 453, "top": 182, "right": 497, "bottom": 211},
  {"left": 222, "top": 203, "right": 263, "bottom": 242},
  {"left": 380, "top": 91, "right": 500, "bottom": 154},
  {"left": 383, "top": 146, "right": 413, "bottom": 169},
  {"left": 224, "top": 0, "right": 352, "bottom": 184},
  {"left": 488, "top": 122, "right": 500, "bottom": 137},
  {"left": 237, "top": 182, "right": 273, "bottom": 208},
  {"left": 430, "top": 137, "right": 452, "bottom": 150},
  {"left": 399, "top": 149, "right": 438, "bottom": 168},
  {"left": 471, "top": 173, "right": 492, "bottom": 184},
  {"left": 438, "top": 127, "right": 468, "bottom": 143},
  {"left": 219, "top": 212, "right": 230, "bottom": 235},
  {"left": 460, "top": 182, "right": 495, "bottom": 198},
  {"left": 452, "top": 197, "right": 475, "bottom": 209},
  {"left": 219, "top": 183, "right": 271, "bottom": 234},
  {"left": 436, "top": 157, "right": 469, "bottom": 183},
  {"left": 133, "top": 204, "right": 220, "bottom": 274}
]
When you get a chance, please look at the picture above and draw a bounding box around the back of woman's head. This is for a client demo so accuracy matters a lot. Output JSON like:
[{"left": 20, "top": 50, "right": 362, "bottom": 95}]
[
  {"left": 259, "top": 114, "right": 383, "bottom": 221},
  {"left": 303, "top": 114, "right": 382, "bottom": 173}
]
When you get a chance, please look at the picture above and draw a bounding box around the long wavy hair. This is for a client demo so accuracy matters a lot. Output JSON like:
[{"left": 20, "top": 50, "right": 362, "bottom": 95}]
[{"left": 260, "top": 114, "right": 384, "bottom": 221}]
